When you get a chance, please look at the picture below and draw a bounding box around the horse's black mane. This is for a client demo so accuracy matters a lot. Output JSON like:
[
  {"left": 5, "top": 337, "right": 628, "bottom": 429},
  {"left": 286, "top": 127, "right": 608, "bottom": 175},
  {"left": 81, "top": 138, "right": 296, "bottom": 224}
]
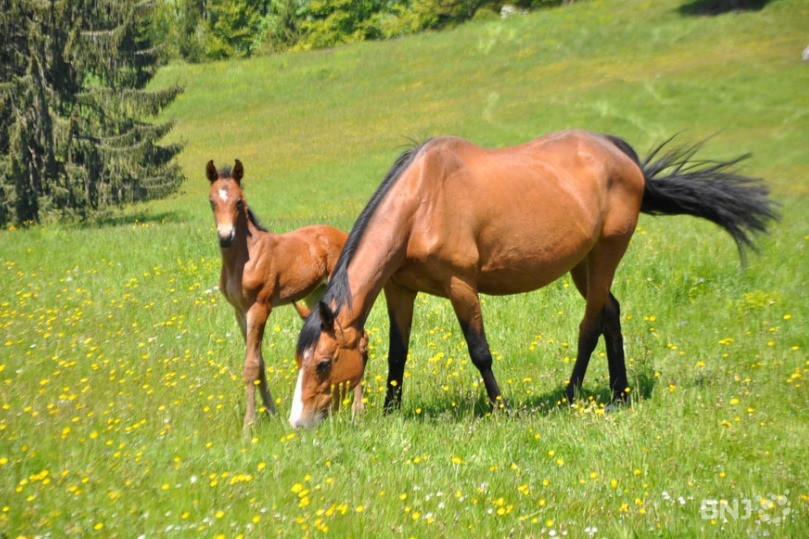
[
  {"left": 218, "top": 164, "right": 233, "bottom": 178},
  {"left": 296, "top": 140, "right": 429, "bottom": 356}
]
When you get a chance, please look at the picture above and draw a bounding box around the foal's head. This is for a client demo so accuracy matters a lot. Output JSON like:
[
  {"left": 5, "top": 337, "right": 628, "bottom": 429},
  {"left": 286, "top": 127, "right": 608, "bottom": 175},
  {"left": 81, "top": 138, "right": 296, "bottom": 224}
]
[
  {"left": 289, "top": 301, "right": 369, "bottom": 428},
  {"left": 206, "top": 160, "right": 246, "bottom": 248}
]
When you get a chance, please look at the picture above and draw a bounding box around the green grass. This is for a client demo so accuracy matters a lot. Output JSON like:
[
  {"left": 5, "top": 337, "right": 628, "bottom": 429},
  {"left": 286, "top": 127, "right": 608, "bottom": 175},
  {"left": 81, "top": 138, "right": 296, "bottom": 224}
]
[{"left": 2, "top": 0, "right": 808, "bottom": 536}]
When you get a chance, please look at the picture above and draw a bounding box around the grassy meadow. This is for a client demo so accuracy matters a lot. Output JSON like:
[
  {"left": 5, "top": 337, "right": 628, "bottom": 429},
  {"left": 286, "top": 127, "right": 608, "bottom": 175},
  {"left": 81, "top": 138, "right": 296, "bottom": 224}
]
[{"left": 2, "top": 0, "right": 808, "bottom": 536}]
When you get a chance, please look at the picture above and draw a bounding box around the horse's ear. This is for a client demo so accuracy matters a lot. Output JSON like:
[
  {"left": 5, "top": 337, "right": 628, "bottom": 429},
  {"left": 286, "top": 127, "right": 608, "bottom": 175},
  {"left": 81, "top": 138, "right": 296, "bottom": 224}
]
[
  {"left": 206, "top": 160, "right": 218, "bottom": 183},
  {"left": 233, "top": 160, "right": 244, "bottom": 184},
  {"left": 317, "top": 301, "right": 335, "bottom": 332}
]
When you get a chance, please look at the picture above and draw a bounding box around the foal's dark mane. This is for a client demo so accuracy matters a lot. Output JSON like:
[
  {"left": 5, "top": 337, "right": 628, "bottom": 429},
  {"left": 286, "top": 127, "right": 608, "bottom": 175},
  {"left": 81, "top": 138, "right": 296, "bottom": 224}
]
[
  {"left": 246, "top": 208, "right": 268, "bottom": 233},
  {"left": 296, "top": 140, "right": 429, "bottom": 355}
]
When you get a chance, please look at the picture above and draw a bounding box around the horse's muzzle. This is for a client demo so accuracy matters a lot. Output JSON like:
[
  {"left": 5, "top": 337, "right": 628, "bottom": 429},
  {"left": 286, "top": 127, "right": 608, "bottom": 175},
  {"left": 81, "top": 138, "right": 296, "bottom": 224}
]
[{"left": 218, "top": 230, "right": 235, "bottom": 248}]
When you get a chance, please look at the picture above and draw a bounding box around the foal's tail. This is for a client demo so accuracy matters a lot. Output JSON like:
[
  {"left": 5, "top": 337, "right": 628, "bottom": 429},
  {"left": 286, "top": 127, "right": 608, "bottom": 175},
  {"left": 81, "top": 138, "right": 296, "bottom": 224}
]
[{"left": 611, "top": 135, "right": 779, "bottom": 265}]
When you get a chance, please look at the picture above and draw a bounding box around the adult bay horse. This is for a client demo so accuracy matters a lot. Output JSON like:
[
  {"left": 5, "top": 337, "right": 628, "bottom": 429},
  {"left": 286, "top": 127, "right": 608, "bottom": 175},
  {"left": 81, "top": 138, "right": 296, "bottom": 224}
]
[
  {"left": 206, "top": 160, "right": 347, "bottom": 431},
  {"left": 288, "top": 130, "right": 777, "bottom": 428}
]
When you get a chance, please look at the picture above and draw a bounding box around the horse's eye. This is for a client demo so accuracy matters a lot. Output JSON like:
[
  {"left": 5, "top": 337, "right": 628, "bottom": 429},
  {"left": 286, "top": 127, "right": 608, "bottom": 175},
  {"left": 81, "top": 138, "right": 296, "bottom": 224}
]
[
  {"left": 236, "top": 199, "right": 244, "bottom": 210},
  {"left": 316, "top": 358, "right": 332, "bottom": 374},
  {"left": 209, "top": 200, "right": 215, "bottom": 209}
]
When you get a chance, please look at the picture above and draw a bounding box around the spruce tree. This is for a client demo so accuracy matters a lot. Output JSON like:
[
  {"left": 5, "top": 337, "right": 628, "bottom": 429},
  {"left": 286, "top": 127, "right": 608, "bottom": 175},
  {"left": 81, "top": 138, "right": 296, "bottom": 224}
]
[
  {"left": 0, "top": 0, "right": 184, "bottom": 227},
  {"left": 69, "top": 0, "right": 184, "bottom": 216}
]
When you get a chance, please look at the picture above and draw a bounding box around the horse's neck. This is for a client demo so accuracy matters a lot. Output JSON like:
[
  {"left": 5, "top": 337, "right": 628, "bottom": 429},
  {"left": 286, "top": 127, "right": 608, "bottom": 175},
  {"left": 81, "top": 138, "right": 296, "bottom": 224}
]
[
  {"left": 220, "top": 209, "right": 269, "bottom": 270},
  {"left": 341, "top": 201, "right": 412, "bottom": 327}
]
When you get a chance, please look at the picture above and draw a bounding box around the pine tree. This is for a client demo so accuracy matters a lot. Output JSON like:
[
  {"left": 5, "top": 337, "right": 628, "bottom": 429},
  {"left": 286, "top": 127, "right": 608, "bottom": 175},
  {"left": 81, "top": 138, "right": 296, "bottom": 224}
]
[
  {"left": 69, "top": 0, "right": 184, "bottom": 215},
  {"left": 1, "top": 0, "right": 76, "bottom": 224},
  {"left": 0, "top": 0, "right": 184, "bottom": 227}
]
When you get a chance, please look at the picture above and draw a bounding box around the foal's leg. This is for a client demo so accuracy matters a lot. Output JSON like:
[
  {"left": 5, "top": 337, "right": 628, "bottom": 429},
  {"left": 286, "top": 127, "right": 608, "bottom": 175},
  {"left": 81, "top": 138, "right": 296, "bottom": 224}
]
[
  {"left": 383, "top": 282, "right": 417, "bottom": 412},
  {"left": 291, "top": 301, "right": 311, "bottom": 319},
  {"left": 447, "top": 276, "right": 505, "bottom": 409},
  {"left": 352, "top": 382, "right": 365, "bottom": 420},
  {"left": 243, "top": 302, "right": 276, "bottom": 431}
]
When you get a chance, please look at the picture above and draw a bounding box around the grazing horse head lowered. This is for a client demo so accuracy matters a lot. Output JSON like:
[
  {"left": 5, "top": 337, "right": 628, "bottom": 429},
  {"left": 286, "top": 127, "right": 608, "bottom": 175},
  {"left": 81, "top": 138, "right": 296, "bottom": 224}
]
[
  {"left": 205, "top": 160, "right": 348, "bottom": 433},
  {"left": 288, "top": 130, "right": 777, "bottom": 429}
]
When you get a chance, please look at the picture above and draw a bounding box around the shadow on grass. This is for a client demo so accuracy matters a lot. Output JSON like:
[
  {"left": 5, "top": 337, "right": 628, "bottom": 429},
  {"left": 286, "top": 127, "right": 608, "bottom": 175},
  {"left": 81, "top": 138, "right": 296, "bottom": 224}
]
[
  {"left": 677, "top": 0, "right": 773, "bottom": 16},
  {"left": 400, "top": 367, "right": 659, "bottom": 422},
  {"left": 83, "top": 210, "right": 182, "bottom": 228}
]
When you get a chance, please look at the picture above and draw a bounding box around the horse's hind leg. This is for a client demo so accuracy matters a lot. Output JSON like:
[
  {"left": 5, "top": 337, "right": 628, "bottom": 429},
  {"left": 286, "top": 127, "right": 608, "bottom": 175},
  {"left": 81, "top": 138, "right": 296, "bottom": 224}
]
[
  {"left": 603, "top": 293, "right": 628, "bottom": 401},
  {"left": 447, "top": 276, "right": 505, "bottom": 410},
  {"left": 566, "top": 243, "right": 629, "bottom": 404},
  {"left": 383, "top": 282, "right": 417, "bottom": 412}
]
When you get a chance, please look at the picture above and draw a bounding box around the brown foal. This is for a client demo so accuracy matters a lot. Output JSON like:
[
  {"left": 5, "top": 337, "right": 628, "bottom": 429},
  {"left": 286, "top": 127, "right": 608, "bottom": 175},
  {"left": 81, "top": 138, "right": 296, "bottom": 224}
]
[{"left": 206, "top": 160, "right": 347, "bottom": 431}]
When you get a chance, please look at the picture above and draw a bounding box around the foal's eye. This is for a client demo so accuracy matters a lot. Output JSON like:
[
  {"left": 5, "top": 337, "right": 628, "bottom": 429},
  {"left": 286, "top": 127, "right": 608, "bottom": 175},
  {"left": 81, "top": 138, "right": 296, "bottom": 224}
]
[
  {"left": 236, "top": 199, "right": 245, "bottom": 210},
  {"left": 316, "top": 358, "right": 332, "bottom": 374}
]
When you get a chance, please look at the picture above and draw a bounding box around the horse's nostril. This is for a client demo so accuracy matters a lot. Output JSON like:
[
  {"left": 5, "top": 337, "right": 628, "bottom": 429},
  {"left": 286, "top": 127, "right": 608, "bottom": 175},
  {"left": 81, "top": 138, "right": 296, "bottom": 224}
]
[{"left": 218, "top": 231, "right": 235, "bottom": 248}]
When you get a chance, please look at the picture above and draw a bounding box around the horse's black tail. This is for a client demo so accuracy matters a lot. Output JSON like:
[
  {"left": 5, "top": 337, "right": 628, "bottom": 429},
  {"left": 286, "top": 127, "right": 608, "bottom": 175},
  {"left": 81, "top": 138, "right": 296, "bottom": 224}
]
[{"left": 610, "top": 135, "right": 779, "bottom": 265}]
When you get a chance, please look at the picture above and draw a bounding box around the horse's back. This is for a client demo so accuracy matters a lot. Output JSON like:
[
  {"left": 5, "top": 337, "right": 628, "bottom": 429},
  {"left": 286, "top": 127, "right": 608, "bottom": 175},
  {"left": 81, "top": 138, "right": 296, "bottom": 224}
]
[{"left": 401, "top": 130, "right": 644, "bottom": 294}]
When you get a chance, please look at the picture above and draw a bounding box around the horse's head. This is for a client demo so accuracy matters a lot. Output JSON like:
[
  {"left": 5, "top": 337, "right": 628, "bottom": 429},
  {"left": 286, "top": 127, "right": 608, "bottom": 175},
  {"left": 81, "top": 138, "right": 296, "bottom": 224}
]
[
  {"left": 206, "top": 159, "right": 246, "bottom": 248},
  {"left": 289, "top": 301, "right": 369, "bottom": 428}
]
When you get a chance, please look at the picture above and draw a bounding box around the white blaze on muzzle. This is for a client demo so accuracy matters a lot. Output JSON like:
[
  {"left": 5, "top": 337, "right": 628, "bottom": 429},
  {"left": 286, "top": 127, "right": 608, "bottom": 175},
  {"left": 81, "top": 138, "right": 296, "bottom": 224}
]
[
  {"left": 217, "top": 223, "right": 235, "bottom": 240},
  {"left": 288, "top": 368, "right": 305, "bottom": 428}
]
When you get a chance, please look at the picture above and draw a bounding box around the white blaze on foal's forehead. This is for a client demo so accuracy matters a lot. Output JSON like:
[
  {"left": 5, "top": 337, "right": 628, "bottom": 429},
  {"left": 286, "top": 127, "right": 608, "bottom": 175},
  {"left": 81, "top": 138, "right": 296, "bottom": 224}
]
[{"left": 218, "top": 187, "right": 229, "bottom": 202}]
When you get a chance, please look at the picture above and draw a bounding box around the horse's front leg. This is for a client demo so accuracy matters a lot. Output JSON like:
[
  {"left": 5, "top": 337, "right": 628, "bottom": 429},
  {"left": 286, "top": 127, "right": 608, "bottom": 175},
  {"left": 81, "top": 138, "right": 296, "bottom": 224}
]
[
  {"left": 243, "top": 302, "right": 275, "bottom": 432},
  {"left": 447, "top": 276, "right": 506, "bottom": 410},
  {"left": 382, "top": 282, "right": 417, "bottom": 412}
]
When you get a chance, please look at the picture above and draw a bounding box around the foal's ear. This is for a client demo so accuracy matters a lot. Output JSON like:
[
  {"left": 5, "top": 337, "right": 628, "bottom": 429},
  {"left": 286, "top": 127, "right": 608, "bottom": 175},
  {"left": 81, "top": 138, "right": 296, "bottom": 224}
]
[
  {"left": 206, "top": 160, "right": 218, "bottom": 183},
  {"left": 233, "top": 159, "right": 244, "bottom": 184},
  {"left": 317, "top": 301, "right": 335, "bottom": 332}
]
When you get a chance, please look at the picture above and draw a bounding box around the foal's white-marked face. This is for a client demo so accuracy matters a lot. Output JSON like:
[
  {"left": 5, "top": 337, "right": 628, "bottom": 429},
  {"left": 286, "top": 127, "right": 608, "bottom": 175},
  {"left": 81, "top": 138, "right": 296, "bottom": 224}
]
[
  {"left": 206, "top": 160, "right": 246, "bottom": 249},
  {"left": 209, "top": 181, "right": 242, "bottom": 247}
]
